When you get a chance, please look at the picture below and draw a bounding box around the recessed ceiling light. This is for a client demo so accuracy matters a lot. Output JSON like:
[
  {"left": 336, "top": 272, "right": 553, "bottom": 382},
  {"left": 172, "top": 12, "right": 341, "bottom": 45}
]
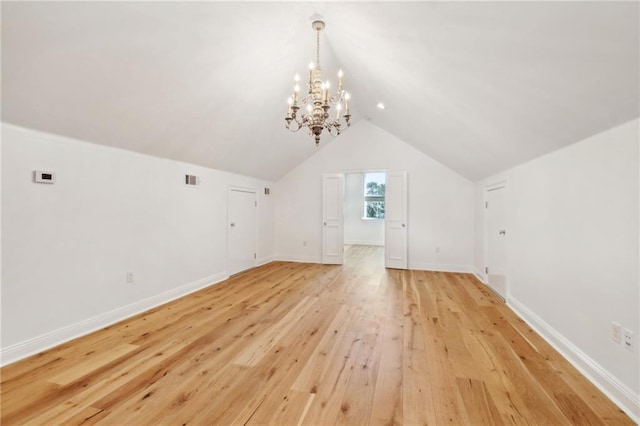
[{"left": 376, "top": 102, "right": 385, "bottom": 110}]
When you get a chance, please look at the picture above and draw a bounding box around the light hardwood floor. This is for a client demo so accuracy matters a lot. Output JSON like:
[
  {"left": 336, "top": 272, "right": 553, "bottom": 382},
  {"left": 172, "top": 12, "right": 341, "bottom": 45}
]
[{"left": 1, "top": 245, "right": 633, "bottom": 425}]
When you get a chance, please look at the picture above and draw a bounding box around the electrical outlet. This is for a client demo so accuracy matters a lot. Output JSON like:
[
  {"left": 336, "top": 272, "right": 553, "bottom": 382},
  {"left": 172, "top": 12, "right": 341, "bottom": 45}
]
[
  {"left": 623, "top": 328, "right": 634, "bottom": 351},
  {"left": 612, "top": 322, "right": 622, "bottom": 344},
  {"left": 127, "top": 272, "right": 134, "bottom": 283},
  {"left": 435, "top": 246, "right": 440, "bottom": 253},
  {"left": 303, "top": 240, "right": 307, "bottom": 247}
]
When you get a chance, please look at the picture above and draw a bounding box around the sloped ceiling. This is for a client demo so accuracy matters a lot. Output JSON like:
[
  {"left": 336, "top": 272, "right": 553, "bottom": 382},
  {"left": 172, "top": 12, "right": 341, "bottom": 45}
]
[{"left": 2, "top": 1, "right": 638, "bottom": 181}]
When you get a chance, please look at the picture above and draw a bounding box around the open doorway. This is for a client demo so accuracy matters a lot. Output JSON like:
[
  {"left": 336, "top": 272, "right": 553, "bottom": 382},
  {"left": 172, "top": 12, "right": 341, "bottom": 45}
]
[
  {"left": 343, "top": 171, "right": 385, "bottom": 264},
  {"left": 322, "top": 171, "right": 407, "bottom": 269}
]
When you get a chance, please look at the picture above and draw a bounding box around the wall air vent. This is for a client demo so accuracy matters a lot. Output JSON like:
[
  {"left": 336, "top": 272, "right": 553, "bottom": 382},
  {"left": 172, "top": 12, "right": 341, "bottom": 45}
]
[{"left": 185, "top": 174, "right": 200, "bottom": 187}]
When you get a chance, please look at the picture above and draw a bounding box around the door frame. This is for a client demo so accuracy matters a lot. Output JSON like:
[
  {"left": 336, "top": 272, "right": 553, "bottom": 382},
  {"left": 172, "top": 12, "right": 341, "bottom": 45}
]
[
  {"left": 483, "top": 180, "right": 508, "bottom": 300},
  {"left": 322, "top": 173, "right": 345, "bottom": 264},
  {"left": 340, "top": 169, "right": 389, "bottom": 260},
  {"left": 227, "top": 186, "right": 258, "bottom": 275},
  {"left": 385, "top": 171, "right": 408, "bottom": 269},
  {"left": 343, "top": 170, "right": 387, "bottom": 247},
  {"left": 326, "top": 169, "right": 408, "bottom": 269}
]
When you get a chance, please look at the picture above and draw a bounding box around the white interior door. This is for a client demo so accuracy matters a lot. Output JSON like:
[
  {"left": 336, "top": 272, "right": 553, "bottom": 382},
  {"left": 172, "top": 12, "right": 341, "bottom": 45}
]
[
  {"left": 385, "top": 171, "right": 408, "bottom": 269},
  {"left": 322, "top": 173, "right": 344, "bottom": 264},
  {"left": 486, "top": 185, "right": 507, "bottom": 299},
  {"left": 228, "top": 188, "right": 257, "bottom": 275}
]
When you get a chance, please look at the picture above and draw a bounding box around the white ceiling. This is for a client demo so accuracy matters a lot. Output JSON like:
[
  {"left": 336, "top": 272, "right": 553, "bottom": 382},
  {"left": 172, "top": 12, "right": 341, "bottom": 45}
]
[{"left": 2, "top": 2, "right": 638, "bottom": 181}]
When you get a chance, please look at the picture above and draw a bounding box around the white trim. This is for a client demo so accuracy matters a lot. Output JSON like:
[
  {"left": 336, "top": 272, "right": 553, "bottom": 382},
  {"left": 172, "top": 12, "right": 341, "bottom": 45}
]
[
  {"left": 0, "top": 272, "right": 228, "bottom": 367},
  {"left": 344, "top": 240, "right": 384, "bottom": 246},
  {"left": 228, "top": 186, "right": 257, "bottom": 194},
  {"left": 407, "top": 262, "right": 472, "bottom": 273},
  {"left": 483, "top": 181, "right": 509, "bottom": 300},
  {"left": 509, "top": 297, "right": 640, "bottom": 422},
  {"left": 485, "top": 179, "right": 507, "bottom": 192},
  {"left": 384, "top": 171, "right": 408, "bottom": 270},
  {"left": 473, "top": 269, "right": 487, "bottom": 284},
  {"left": 256, "top": 256, "right": 275, "bottom": 267},
  {"left": 227, "top": 186, "right": 258, "bottom": 275},
  {"left": 276, "top": 254, "right": 322, "bottom": 264},
  {"left": 322, "top": 173, "right": 345, "bottom": 265},
  {"left": 342, "top": 168, "right": 388, "bottom": 174}
]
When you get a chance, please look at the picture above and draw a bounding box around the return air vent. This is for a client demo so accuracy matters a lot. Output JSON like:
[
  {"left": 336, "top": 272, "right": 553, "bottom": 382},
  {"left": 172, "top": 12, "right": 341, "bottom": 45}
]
[{"left": 185, "top": 174, "right": 200, "bottom": 187}]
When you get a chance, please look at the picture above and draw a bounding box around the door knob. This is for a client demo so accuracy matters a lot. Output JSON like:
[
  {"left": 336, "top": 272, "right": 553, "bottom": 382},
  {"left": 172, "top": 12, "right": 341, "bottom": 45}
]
[
  {"left": 499, "top": 230, "right": 506, "bottom": 235},
  {"left": 230, "top": 222, "right": 236, "bottom": 227},
  {"left": 402, "top": 224, "right": 406, "bottom": 228}
]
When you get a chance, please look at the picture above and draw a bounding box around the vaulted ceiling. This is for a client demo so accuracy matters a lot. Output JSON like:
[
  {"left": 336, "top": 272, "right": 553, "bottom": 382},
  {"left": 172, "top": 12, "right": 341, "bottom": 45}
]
[{"left": 2, "top": 2, "right": 638, "bottom": 181}]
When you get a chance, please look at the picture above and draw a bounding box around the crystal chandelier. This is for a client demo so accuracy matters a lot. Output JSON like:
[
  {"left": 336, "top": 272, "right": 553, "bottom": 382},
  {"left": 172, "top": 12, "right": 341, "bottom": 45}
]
[{"left": 285, "top": 20, "right": 351, "bottom": 146}]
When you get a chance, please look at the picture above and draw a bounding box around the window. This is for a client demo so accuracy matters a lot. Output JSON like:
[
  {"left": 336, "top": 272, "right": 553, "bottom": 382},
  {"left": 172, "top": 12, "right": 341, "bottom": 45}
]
[{"left": 363, "top": 172, "right": 385, "bottom": 219}]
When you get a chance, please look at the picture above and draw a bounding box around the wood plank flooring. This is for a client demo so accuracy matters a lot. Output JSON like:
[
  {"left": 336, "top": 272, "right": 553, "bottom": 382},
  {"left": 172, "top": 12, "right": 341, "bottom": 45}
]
[{"left": 1, "top": 245, "right": 633, "bottom": 425}]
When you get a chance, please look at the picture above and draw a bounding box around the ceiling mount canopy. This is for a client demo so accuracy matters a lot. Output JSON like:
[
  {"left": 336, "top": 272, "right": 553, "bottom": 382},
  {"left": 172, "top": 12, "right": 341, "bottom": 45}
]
[{"left": 285, "top": 19, "right": 351, "bottom": 146}]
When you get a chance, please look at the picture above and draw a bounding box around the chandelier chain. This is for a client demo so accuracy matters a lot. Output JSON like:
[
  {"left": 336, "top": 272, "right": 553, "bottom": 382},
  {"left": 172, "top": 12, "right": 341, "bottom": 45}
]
[{"left": 316, "top": 28, "right": 320, "bottom": 67}]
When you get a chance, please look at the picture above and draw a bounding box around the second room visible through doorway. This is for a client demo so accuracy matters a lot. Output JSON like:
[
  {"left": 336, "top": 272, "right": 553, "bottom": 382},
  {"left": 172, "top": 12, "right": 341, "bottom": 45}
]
[{"left": 344, "top": 171, "right": 386, "bottom": 262}]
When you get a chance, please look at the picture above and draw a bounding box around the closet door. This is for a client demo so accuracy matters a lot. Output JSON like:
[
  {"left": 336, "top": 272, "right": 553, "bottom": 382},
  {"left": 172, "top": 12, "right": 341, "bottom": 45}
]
[
  {"left": 322, "top": 173, "right": 344, "bottom": 265},
  {"left": 385, "top": 171, "right": 407, "bottom": 269},
  {"left": 228, "top": 188, "right": 257, "bottom": 275}
]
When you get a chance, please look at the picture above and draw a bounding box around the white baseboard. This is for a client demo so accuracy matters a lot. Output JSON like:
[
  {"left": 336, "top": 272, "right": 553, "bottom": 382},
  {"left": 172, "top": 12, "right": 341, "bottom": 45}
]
[
  {"left": 408, "top": 262, "right": 472, "bottom": 273},
  {"left": 256, "top": 255, "right": 275, "bottom": 267},
  {"left": 473, "top": 268, "right": 487, "bottom": 284},
  {"left": 509, "top": 297, "right": 640, "bottom": 423},
  {"left": 0, "top": 272, "right": 228, "bottom": 367},
  {"left": 344, "top": 240, "right": 384, "bottom": 246},
  {"left": 276, "top": 254, "right": 322, "bottom": 264}
]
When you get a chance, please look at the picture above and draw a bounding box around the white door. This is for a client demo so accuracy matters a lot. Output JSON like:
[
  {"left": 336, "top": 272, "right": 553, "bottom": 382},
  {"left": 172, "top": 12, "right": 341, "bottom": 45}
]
[
  {"left": 322, "top": 173, "right": 344, "bottom": 264},
  {"left": 228, "top": 188, "right": 257, "bottom": 275},
  {"left": 385, "top": 171, "right": 408, "bottom": 269},
  {"left": 485, "top": 185, "right": 507, "bottom": 299}
]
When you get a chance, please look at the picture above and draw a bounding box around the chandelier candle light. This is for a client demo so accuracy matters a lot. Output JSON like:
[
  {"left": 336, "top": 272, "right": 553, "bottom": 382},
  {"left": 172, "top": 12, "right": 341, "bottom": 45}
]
[{"left": 285, "top": 20, "right": 351, "bottom": 146}]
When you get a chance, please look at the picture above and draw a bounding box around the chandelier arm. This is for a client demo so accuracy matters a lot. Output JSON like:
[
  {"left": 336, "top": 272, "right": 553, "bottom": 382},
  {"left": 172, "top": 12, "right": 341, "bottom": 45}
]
[
  {"left": 328, "top": 91, "right": 345, "bottom": 104},
  {"left": 294, "top": 113, "right": 308, "bottom": 130},
  {"left": 286, "top": 120, "right": 303, "bottom": 132},
  {"left": 326, "top": 117, "right": 343, "bottom": 133}
]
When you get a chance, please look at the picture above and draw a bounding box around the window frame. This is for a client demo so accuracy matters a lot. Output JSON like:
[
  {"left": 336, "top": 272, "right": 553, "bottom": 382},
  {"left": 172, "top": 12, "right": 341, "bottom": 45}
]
[{"left": 362, "top": 172, "right": 386, "bottom": 220}]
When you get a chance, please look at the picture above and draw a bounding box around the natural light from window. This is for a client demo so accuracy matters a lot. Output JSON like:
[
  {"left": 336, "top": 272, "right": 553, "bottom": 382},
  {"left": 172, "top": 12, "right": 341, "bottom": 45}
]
[{"left": 363, "top": 172, "right": 385, "bottom": 219}]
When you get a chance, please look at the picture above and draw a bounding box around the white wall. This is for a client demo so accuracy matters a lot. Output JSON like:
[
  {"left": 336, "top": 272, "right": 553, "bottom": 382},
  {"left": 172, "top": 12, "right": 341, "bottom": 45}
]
[
  {"left": 344, "top": 172, "right": 384, "bottom": 246},
  {"left": 1, "top": 124, "right": 274, "bottom": 364},
  {"left": 474, "top": 119, "right": 640, "bottom": 419},
  {"left": 274, "top": 120, "right": 474, "bottom": 271},
  {"left": 0, "top": 128, "right": 3, "bottom": 355}
]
